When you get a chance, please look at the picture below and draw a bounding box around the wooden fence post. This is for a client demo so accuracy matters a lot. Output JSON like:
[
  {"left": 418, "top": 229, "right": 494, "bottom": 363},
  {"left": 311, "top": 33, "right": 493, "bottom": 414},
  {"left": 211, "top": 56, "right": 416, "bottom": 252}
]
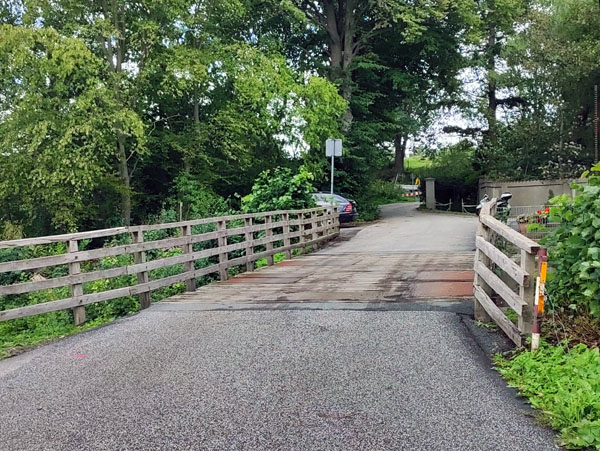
[
  {"left": 519, "top": 250, "right": 537, "bottom": 335},
  {"left": 298, "top": 213, "right": 306, "bottom": 254},
  {"left": 328, "top": 207, "right": 337, "bottom": 237},
  {"left": 473, "top": 205, "right": 493, "bottom": 323},
  {"left": 283, "top": 213, "right": 291, "bottom": 259},
  {"left": 315, "top": 210, "right": 323, "bottom": 248},
  {"left": 217, "top": 220, "right": 228, "bottom": 281},
  {"left": 181, "top": 225, "right": 196, "bottom": 292},
  {"left": 265, "top": 215, "right": 274, "bottom": 266},
  {"left": 132, "top": 231, "right": 151, "bottom": 309},
  {"left": 244, "top": 217, "right": 254, "bottom": 272},
  {"left": 68, "top": 240, "right": 86, "bottom": 325}
]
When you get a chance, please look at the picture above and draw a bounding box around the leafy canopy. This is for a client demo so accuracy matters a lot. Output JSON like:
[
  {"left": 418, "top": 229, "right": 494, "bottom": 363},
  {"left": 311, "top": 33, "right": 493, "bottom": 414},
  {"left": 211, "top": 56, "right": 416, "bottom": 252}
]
[{"left": 0, "top": 25, "right": 145, "bottom": 231}]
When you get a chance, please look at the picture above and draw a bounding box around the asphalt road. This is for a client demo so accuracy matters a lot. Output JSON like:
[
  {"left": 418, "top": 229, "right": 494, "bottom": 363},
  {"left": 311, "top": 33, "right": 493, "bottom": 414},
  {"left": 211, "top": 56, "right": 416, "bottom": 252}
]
[
  {"left": 0, "top": 204, "right": 558, "bottom": 450},
  {"left": 327, "top": 202, "right": 477, "bottom": 254},
  {"left": 0, "top": 311, "right": 557, "bottom": 451}
]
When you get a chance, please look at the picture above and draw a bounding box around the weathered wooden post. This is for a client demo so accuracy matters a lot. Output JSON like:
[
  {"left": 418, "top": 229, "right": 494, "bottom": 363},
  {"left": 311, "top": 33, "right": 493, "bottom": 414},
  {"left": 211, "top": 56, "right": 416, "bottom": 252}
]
[
  {"left": 519, "top": 250, "right": 537, "bottom": 335},
  {"left": 181, "top": 225, "right": 196, "bottom": 292},
  {"left": 265, "top": 215, "right": 274, "bottom": 266},
  {"left": 473, "top": 201, "right": 494, "bottom": 322},
  {"left": 68, "top": 240, "right": 86, "bottom": 325},
  {"left": 283, "top": 212, "right": 291, "bottom": 259},
  {"left": 325, "top": 206, "right": 333, "bottom": 237},
  {"left": 131, "top": 230, "right": 151, "bottom": 309},
  {"left": 299, "top": 212, "right": 306, "bottom": 254},
  {"left": 217, "top": 220, "right": 228, "bottom": 281},
  {"left": 244, "top": 217, "right": 254, "bottom": 272}
]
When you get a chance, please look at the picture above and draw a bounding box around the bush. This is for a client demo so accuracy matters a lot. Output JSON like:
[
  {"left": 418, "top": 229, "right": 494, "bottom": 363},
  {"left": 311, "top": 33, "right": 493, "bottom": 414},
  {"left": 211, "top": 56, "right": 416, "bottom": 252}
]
[
  {"left": 496, "top": 342, "right": 600, "bottom": 449},
  {"left": 543, "top": 164, "right": 600, "bottom": 316},
  {"left": 242, "top": 166, "right": 317, "bottom": 212},
  {"left": 369, "top": 180, "right": 410, "bottom": 205},
  {"left": 169, "top": 174, "right": 230, "bottom": 220}
]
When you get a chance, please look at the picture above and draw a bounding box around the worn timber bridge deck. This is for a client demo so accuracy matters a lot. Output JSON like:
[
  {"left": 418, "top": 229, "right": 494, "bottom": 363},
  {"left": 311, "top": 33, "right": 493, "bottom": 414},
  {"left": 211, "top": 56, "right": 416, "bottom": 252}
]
[
  {"left": 157, "top": 203, "right": 478, "bottom": 309},
  {"left": 161, "top": 252, "right": 475, "bottom": 306}
]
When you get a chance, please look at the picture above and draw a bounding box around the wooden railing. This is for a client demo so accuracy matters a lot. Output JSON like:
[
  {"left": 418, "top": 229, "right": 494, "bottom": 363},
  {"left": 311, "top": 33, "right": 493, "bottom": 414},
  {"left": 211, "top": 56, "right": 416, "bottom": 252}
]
[
  {"left": 473, "top": 199, "right": 541, "bottom": 347},
  {"left": 0, "top": 208, "right": 339, "bottom": 323}
]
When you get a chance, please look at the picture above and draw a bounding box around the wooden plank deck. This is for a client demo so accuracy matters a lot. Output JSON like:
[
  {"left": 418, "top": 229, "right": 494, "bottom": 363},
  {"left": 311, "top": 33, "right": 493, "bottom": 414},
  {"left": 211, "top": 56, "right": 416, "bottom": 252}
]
[{"left": 162, "top": 251, "right": 475, "bottom": 306}]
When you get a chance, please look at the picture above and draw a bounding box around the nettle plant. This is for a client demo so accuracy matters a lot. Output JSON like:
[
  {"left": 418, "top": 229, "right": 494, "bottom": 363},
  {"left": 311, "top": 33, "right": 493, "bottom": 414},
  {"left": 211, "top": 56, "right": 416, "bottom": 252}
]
[{"left": 543, "top": 163, "right": 600, "bottom": 315}]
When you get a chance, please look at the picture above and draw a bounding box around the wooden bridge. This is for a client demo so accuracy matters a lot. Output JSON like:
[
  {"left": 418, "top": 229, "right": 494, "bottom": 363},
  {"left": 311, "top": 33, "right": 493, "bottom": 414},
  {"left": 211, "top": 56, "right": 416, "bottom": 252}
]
[{"left": 0, "top": 201, "right": 541, "bottom": 346}]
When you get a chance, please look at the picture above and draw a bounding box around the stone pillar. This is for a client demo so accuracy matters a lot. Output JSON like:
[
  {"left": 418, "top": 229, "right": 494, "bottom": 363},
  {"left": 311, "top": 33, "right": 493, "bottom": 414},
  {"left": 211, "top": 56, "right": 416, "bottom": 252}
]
[{"left": 425, "top": 178, "right": 436, "bottom": 210}]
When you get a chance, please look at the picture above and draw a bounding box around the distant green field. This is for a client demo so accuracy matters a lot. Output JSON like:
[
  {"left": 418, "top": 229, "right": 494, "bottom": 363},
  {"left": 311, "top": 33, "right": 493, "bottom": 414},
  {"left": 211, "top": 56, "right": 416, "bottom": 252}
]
[{"left": 405, "top": 156, "right": 432, "bottom": 171}]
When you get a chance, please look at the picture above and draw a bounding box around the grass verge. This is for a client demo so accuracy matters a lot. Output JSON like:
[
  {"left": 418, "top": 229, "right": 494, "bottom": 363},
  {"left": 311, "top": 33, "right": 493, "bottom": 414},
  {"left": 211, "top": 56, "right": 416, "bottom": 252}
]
[{"left": 495, "top": 341, "right": 600, "bottom": 449}]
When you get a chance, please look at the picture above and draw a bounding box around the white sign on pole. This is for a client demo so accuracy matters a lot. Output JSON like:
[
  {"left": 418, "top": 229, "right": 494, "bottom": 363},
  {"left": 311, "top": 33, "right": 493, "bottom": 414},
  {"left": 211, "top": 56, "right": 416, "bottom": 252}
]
[
  {"left": 325, "top": 139, "right": 342, "bottom": 157},
  {"left": 326, "top": 138, "right": 342, "bottom": 196}
]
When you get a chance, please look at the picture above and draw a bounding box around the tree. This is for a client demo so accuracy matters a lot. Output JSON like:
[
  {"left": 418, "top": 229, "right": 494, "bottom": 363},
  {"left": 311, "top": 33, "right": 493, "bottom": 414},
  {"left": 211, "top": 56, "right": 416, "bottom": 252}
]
[
  {"left": 0, "top": 25, "right": 144, "bottom": 233},
  {"left": 242, "top": 167, "right": 317, "bottom": 212},
  {"left": 476, "top": 0, "right": 598, "bottom": 179},
  {"left": 352, "top": 3, "right": 475, "bottom": 176},
  {"left": 283, "top": 0, "right": 476, "bottom": 133},
  {"left": 25, "top": 0, "right": 189, "bottom": 224}
]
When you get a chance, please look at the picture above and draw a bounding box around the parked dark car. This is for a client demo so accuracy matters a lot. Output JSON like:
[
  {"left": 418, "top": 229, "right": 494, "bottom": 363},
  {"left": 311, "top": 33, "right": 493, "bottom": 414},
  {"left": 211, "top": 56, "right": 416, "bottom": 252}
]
[{"left": 312, "top": 192, "right": 358, "bottom": 223}]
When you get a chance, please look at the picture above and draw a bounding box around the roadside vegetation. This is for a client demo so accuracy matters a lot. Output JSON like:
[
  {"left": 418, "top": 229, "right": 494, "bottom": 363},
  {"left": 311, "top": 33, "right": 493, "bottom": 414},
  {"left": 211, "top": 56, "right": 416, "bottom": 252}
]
[
  {"left": 493, "top": 164, "right": 600, "bottom": 449},
  {"left": 495, "top": 343, "right": 600, "bottom": 450}
]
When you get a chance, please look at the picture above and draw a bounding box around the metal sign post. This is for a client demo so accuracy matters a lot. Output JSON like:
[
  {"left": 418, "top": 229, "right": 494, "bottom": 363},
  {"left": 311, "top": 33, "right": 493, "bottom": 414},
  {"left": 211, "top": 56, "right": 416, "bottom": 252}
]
[{"left": 326, "top": 139, "right": 342, "bottom": 196}]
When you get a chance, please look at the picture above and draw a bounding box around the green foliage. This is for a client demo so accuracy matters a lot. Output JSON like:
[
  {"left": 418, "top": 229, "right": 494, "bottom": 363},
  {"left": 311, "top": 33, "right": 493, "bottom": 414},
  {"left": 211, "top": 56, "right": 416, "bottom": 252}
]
[
  {"left": 242, "top": 166, "right": 317, "bottom": 212},
  {"left": 405, "top": 156, "right": 432, "bottom": 171},
  {"left": 496, "top": 342, "right": 600, "bottom": 449},
  {"left": 542, "top": 164, "right": 600, "bottom": 316},
  {"left": 255, "top": 252, "right": 287, "bottom": 269},
  {"left": 369, "top": 180, "right": 413, "bottom": 205},
  {"left": 168, "top": 174, "right": 231, "bottom": 220},
  {"left": 0, "top": 25, "right": 145, "bottom": 233}
]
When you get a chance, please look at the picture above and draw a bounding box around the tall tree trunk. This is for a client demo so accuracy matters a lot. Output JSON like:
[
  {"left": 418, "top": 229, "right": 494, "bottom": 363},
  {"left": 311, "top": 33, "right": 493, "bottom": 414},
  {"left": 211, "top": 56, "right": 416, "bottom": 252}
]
[
  {"left": 102, "top": 0, "right": 132, "bottom": 226},
  {"left": 323, "top": 0, "right": 356, "bottom": 133},
  {"left": 187, "top": 86, "right": 200, "bottom": 174},
  {"left": 485, "top": 3, "right": 498, "bottom": 147},
  {"left": 394, "top": 134, "right": 407, "bottom": 176},
  {"left": 117, "top": 132, "right": 131, "bottom": 225}
]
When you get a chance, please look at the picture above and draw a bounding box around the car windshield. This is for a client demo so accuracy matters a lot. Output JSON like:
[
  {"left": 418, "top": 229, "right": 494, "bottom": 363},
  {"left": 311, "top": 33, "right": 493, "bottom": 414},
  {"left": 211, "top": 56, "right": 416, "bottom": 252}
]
[{"left": 314, "top": 193, "right": 346, "bottom": 203}]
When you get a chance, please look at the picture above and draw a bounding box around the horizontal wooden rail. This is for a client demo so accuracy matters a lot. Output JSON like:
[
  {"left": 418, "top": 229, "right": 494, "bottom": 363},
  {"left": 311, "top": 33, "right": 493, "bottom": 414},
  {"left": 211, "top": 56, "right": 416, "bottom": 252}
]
[
  {"left": 475, "top": 236, "right": 529, "bottom": 287},
  {"left": 474, "top": 261, "right": 527, "bottom": 315},
  {"left": 474, "top": 285, "right": 522, "bottom": 347},
  {"left": 479, "top": 214, "right": 539, "bottom": 253},
  {"left": 0, "top": 208, "right": 326, "bottom": 249},
  {"left": 473, "top": 198, "right": 542, "bottom": 347},
  {"left": 0, "top": 208, "right": 339, "bottom": 322}
]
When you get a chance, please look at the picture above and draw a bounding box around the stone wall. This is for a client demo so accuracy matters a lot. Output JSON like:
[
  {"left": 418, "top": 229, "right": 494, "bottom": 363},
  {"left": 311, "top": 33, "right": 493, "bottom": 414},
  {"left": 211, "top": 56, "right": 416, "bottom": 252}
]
[{"left": 478, "top": 178, "right": 587, "bottom": 207}]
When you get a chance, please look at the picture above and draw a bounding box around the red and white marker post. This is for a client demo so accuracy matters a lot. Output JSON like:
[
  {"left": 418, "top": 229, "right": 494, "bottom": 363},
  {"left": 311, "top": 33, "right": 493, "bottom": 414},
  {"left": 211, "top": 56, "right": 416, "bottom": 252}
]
[{"left": 532, "top": 249, "right": 548, "bottom": 350}]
